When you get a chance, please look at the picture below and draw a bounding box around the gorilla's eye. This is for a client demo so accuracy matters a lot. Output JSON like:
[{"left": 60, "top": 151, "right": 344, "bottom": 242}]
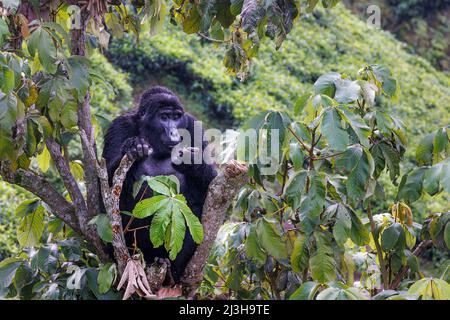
[
  {"left": 173, "top": 113, "right": 182, "bottom": 120},
  {"left": 160, "top": 114, "right": 169, "bottom": 121}
]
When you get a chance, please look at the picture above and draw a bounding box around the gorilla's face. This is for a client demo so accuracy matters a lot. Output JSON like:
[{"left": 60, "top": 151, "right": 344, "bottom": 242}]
[{"left": 140, "top": 105, "right": 187, "bottom": 154}]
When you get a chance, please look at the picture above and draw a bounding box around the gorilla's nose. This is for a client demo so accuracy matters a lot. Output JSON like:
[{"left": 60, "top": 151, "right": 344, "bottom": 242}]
[{"left": 169, "top": 128, "right": 181, "bottom": 143}]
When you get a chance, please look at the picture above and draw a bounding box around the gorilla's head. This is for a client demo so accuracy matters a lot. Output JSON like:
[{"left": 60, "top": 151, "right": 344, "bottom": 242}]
[{"left": 137, "top": 86, "right": 188, "bottom": 155}]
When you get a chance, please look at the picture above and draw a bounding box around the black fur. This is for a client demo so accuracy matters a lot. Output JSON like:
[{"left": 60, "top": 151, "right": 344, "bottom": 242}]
[{"left": 103, "top": 86, "right": 217, "bottom": 282}]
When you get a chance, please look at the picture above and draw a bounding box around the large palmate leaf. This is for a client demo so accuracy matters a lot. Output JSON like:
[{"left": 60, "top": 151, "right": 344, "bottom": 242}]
[{"left": 137, "top": 181, "right": 203, "bottom": 260}]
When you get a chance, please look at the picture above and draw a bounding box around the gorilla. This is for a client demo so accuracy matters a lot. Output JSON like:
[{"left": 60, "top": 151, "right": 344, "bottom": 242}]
[{"left": 103, "top": 86, "right": 217, "bottom": 282}]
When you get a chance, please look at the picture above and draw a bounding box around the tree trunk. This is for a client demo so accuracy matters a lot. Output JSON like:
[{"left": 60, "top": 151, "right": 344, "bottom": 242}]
[{"left": 181, "top": 161, "right": 248, "bottom": 297}]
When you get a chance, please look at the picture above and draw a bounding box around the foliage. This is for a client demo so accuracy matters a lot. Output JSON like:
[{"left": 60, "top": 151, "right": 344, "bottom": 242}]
[
  {"left": 107, "top": 5, "right": 449, "bottom": 147},
  {"left": 0, "top": 1, "right": 448, "bottom": 301},
  {"left": 107, "top": 4, "right": 450, "bottom": 217},
  {"left": 343, "top": 0, "right": 450, "bottom": 71},
  {"left": 131, "top": 175, "right": 203, "bottom": 260},
  {"left": 198, "top": 65, "right": 450, "bottom": 300}
]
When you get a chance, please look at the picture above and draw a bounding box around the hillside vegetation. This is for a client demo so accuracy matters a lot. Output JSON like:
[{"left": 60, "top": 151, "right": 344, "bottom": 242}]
[{"left": 108, "top": 4, "right": 450, "bottom": 149}]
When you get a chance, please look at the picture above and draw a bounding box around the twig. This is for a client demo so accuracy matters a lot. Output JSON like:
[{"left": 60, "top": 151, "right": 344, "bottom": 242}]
[
  {"left": 197, "top": 32, "right": 230, "bottom": 43},
  {"left": 288, "top": 125, "right": 310, "bottom": 153}
]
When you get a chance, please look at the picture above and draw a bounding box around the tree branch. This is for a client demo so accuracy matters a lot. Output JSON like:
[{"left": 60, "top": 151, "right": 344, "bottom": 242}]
[
  {"left": 45, "top": 138, "right": 88, "bottom": 221},
  {"left": 181, "top": 160, "right": 249, "bottom": 296},
  {"left": 45, "top": 137, "right": 108, "bottom": 261},
  {"left": 0, "top": 163, "right": 80, "bottom": 234},
  {"left": 70, "top": 8, "right": 101, "bottom": 219},
  {"left": 77, "top": 92, "right": 101, "bottom": 219}
]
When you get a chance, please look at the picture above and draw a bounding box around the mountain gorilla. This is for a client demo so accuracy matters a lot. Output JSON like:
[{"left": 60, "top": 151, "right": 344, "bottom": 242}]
[{"left": 103, "top": 86, "right": 217, "bottom": 282}]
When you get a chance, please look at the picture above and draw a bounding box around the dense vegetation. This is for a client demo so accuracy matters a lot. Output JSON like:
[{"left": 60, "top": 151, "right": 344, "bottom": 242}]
[
  {"left": 107, "top": 5, "right": 449, "bottom": 219},
  {"left": 344, "top": 0, "right": 450, "bottom": 71},
  {"left": 0, "top": 1, "right": 448, "bottom": 300},
  {"left": 108, "top": 5, "right": 449, "bottom": 139}
]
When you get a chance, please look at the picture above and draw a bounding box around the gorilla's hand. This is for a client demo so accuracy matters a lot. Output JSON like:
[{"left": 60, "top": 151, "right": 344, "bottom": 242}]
[
  {"left": 122, "top": 137, "right": 153, "bottom": 161},
  {"left": 172, "top": 147, "right": 200, "bottom": 173}
]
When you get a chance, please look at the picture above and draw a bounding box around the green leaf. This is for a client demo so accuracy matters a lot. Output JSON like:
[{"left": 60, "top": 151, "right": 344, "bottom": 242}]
[
  {"left": 441, "top": 161, "right": 450, "bottom": 193},
  {"left": 132, "top": 195, "right": 167, "bottom": 219},
  {"left": 397, "top": 168, "right": 426, "bottom": 203},
  {"left": 183, "top": 6, "right": 201, "bottom": 34},
  {"left": 67, "top": 56, "right": 90, "bottom": 102},
  {"left": 0, "top": 92, "right": 18, "bottom": 132},
  {"left": 89, "top": 214, "right": 113, "bottom": 243},
  {"left": 256, "top": 217, "right": 288, "bottom": 260},
  {"left": 1, "top": 68, "right": 14, "bottom": 94},
  {"left": 321, "top": 107, "right": 349, "bottom": 151},
  {"left": 30, "top": 247, "right": 57, "bottom": 274},
  {"left": 444, "top": 222, "right": 450, "bottom": 250},
  {"left": 69, "top": 160, "right": 84, "bottom": 181},
  {"left": 0, "top": 18, "right": 10, "bottom": 46},
  {"left": 338, "top": 106, "right": 370, "bottom": 147},
  {"left": 149, "top": 203, "right": 172, "bottom": 247},
  {"left": 310, "top": 231, "right": 336, "bottom": 283},
  {"left": 336, "top": 145, "right": 363, "bottom": 172},
  {"left": 379, "top": 142, "right": 400, "bottom": 182},
  {"left": 97, "top": 263, "right": 116, "bottom": 294},
  {"left": 408, "top": 278, "right": 450, "bottom": 300},
  {"left": 334, "top": 78, "right": 361, "bottom": 104},
  {"left": 345, "top": 147, "right": 371, "bottom": 203},
  {"left": 168, "top": 205, "right": 186, "bottom": 260},
  {"left": 381, "top": 222, "right": 402, "bottom": 251},
  {"left": 245, "top": 225, "right": 266, "bottom": 265},
  {"left": 316, "top": 284, "right": 368, "bottom": 300},
  {"left": 423, "top": 163, "right": 443, "bottom": 196},
  {"left": 15, "top": 199, "right": 40, "bottom": 218},
  {"left": 314, "top": 72, "right": 340, "bottom": 97},
  {"left": 178, "top": 196, "right": 203, "bottom": 244},
  {"left": 294, "top": 94, "right": 312, "bottom": 116},
  {"left": 0, "top": 258, "right": 22, "bottom": 290},
  {"left": 25, "top": 119, "right": 37, "bottom": 156},
  {"left": 60, "top": 101, "right": 78, "bottom": 129},
  {"left": 375, "top": 111, "right": 394, "bottom": 136},
  {"left": 416, "top": 132, "right": 435, "bottom": 165},
  {"left": 27, "top": 27, "right": 56, "bottom": 73},
  {"left": 291, "top": 233, "right": 309, "bottom": 273},
  {"left": 36, "top": 145, "right": 51, "bottom": 172},
  {"left": 216, "top": 0, "right": 235, "bottom": 28},
  {"left": 349, "top": 211, "right": 370, "bottom": 246},
  {"left": 17, "top": 204, "right": 45, "bottom": 247},
  {"left": 289, "top": 281, "right": 320, "bottom": 300},
  {"left": 145, "top": 175, "right": 180, "bottom": 196},
  {"left": 299, "top": 171, "right": 326, "bottom": 218},
  {"left": 284, "top": 170, "right": 307, "bottom": 209},
  {"left": 289, "top": 142, "right": 304, "bottom": 171}
]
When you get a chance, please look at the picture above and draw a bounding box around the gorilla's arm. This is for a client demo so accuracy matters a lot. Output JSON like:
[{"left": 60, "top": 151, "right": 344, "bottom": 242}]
[{"left": 102, "top": 112, "right": 139, "bottom": 180}]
